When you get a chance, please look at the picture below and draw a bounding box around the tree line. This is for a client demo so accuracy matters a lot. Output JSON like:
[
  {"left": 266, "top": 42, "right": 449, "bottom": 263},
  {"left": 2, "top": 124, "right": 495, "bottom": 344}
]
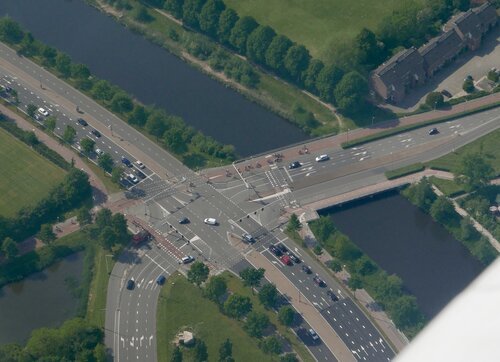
[{"left": 0, "top": 17, "right": 237, "bottom": 167}]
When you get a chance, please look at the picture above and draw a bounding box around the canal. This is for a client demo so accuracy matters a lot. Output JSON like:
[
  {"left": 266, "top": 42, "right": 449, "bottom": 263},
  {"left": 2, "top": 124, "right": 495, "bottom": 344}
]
[
  {"left": 0, "top": 0, "right": 309, "bottom": 157},
  {"left": 0, "top": 252, "right": 84, "bottom": 345},
  {"left": 320, "top": 191, "right": 484, "bottom": 319}
]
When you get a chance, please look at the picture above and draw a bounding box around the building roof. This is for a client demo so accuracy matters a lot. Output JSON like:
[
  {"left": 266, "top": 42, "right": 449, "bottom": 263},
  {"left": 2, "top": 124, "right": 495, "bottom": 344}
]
[
  {"left": 452, "top": 9, "right": 483, "bottom": 40},
  {"left": 374, "top": 47, "right": 423, "bottom": 78},
  {"left": 419, "top": 29, "right": 464, "bottom": 68},
  {"left": 473, "top": 1, "right": 498, "bottom": 27}
]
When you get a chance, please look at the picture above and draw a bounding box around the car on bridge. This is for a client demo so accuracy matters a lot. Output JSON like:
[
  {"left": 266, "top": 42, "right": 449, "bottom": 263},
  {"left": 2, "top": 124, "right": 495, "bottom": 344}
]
[
  {"left": 37, "top": 107, "right": 49, "bottom": 117},
  {"left": 277, "top": 243, "right": 288, "bottom": 253},
  {"left": 302, "top": 265, "right": 312, "bottom": 274},
  {"left": 182, "top": 256, "right": 195, "bottom": 264},
  {"left": 280, "top": 255, "right": 292, "bottom": 265},
  {"left": 90, "top": 129, "right": 101, "bottom": 138},
  {"left": 178, "top": 217, "right": 190, "bottom": 224},
  {"left": 327, "top": 290, "right": 339, "bottom": 302},
  {"left": 127, "top": 173, "right": 139, "bottom": 184},
  {"left": 288, "top": 161, "right": 301, "bottom": 169},
  {"left": 126, "top": 279, "right": 135, "bottom": 290},
  {"left": 121, "top": 157, "right": 132, "bottom": 167},
  {"left": 77, "top": 118, "right": 88, "bottom": 127},
  {"left": 156, "top": 275, "right": 166, "bottom": 285},
  {"left": 242, "top": 233, "right": 255, "bottom": 243},
  {"left": 428, "top": 127, "right": 439, "bottom": 135},
  {"left": 288, "top": 252, "right": 301, "bottom": 263},
  {"left": 313, "top": 276, "right": 326, "bottom": 287},
  {"left": 135, "top": 160, "right": 145, "bottom": 169},
  {"left": 204, "top": 218, "right": 218, "bottom": 225},
  {"left": 308, "top": 328, "right": 320, "bottom": 342},
  {"left": 315, "top": 154, "right": 329, "bottom": 162},
  {"left": 269, "top": 244, "right": 282, "bottom": 257}
]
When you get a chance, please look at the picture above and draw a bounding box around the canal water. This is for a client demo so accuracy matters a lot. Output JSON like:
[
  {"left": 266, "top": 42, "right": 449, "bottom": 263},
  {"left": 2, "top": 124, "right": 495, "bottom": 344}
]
[
  {"left": 0, "top": 252, "right": 84, "bottom": 345},
  {"left": 0, "top": 0, "right": 309, "bottom": 157},
  {"left": 320, "top": 191, "right": 484, "bottom": 319}
]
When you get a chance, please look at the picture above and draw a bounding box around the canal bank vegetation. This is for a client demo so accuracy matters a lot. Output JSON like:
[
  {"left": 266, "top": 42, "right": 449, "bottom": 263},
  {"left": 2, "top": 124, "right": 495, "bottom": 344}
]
[
  {"left": 90, "top": 0, "right": 340, "bottom": 136},
  {"left": 158, "top": 270, "right": 311, "bottom": 362},
  {"left": 0, "top": 17, "right": 236, "bottom": 168},
  {"left": 309, "top": 217, "right": 426, "bottom": 339},
  {"left": 403, "top": 178, "right": 497, "bottom": 265}
]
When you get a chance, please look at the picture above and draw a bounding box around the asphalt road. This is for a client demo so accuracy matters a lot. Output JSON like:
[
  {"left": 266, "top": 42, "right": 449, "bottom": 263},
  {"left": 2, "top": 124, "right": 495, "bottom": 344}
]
[{"left": 1, "top": 41, "right": 498, "bottom": 362}]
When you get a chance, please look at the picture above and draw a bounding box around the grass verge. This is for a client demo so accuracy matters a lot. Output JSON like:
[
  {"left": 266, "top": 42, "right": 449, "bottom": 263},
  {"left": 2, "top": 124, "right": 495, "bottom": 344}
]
[
  {"left": 428, "top": 176, "right": 466, "bottom": 197},
  {"left": 385, "top": 163, "right": 425, "bottom": 180},
  {"left": 83, "top": 158, "right": 122, "bottom": 194}
]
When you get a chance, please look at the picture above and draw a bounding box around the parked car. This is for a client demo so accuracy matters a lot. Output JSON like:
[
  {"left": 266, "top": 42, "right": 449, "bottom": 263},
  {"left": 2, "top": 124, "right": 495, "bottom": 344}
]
[
  {"left": 301, "top": 265, "right": 312, "bottom": 274},
  {"left": 277, "top": 243, "right": 288, "bottom": 253},
  {"left": 134, "top": 169, "right": 146, "bottom": 179},
  {"left": 135, "top": 160, "right": 145, "bottom": 169},
  {"left": 428, "top": 127, "right": 439, "bottom": 135},
  {"left": 440, "top": 89, "right": 452, "bottom": 98},
  {"left": 269, "top": 244, "right": 282, "bottom": 257},
  {"left": 288, "top": 252, "right": 301, "bottom": 263},
  {"left": 37, "top": 107, "right": 49, "bottom": 117},
  {"left": 126, "top": 279, "right": 135, "bottom": 290},
  {"left": 77, "top": 118, "right": 88, "bottom": 127},
  {"left": 127, "top": 173, "right": 139, "bottom": 184},
  {"left": 308, "top": 328, "right": 320, "bottom": 341},
  {"left": 288, "top": 161, "right": 301, "bottom": 169},
  {"left": 327, "top": 290, "right": 339, "bottom": 302},
  {"left": 242, "top": 233, "right": 255, "bottom": 243},
  {"left": 178, "top": 217, "right": 190, "bottom": 224},
  {"left": 95, "top": 148, "right": 104, "bottom": 156},
  {"left": 182, "top": 255, "right": 195, "bottom": 264},
  {"left": 280, "top": 255, "right": 292, "bottom": 266},
  {"left": 90, "top": 129, "right": 101, "bottom": 138},
  {"left": 156, "top": 275, "right": 166, "bottom": 285},
  {"left": 121, "top": 157, "right": 132, "bottom": 167},
  {"left": 315, "top": 154, "right": 329, "bottom": 162},
  {"left": 313, "top": 276, "right": 326, "bottom": 287},
  {"left": 204, "top": 218, "right": 217, "bottom": 225}
]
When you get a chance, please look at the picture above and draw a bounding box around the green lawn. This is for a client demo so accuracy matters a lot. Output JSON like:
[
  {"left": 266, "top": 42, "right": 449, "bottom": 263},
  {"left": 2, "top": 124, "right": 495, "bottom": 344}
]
[
  {"left": 224, "top": 0, "right": 422, "bottom": 60},
  {"left": 427, "top": 129, "right": 500, "bottom": 175},
  {"left": 156, "top": 273, "right": 274, "bottom": 362},
  {"left": 428, "top": 176, "right": 466, "bottom": 197},
  {"left": 0, "top": 128, "right": 65, "bottom": 217}
]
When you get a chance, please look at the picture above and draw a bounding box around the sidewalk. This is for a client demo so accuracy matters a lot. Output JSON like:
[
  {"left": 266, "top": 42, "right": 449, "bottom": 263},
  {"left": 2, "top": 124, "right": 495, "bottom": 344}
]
[{"left": 246, "top": 250, "right": 356, "bottom": 362}]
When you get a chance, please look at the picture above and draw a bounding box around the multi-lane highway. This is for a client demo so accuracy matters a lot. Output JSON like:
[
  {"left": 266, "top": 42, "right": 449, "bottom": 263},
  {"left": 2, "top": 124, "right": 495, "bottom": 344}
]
[{"left": 1, "top": 40, "right": 498, "bottom": 362}]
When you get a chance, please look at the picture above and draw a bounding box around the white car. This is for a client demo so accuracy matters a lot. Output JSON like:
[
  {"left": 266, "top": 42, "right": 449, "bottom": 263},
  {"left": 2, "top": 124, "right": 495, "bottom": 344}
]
[
  {"left": 128, "top": 173, "right": 139, "bottom": 184},
  {"left": 308, "top": 328, "right": 319, "bottom": 341},
  {"left": 181, "top": 255, "right": 195, "bottom": 264},
  {"left": 37, "top": 107, "right": 49, "bottom": 117},
  {"left": 135, "top": 160, "right": 145, "bottom": 169},
  {"left": 315, "top": 154, "right": 329, "bottom": 162},
  {"left": 204, "top": 218, "right": 217, "bottom": 226},
  {"left": 95, "top": 148, "right": 104, "bottom": 156}
]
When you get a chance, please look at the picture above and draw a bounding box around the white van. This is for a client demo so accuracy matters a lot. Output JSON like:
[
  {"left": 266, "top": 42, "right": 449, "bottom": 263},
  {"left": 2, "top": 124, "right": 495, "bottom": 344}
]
[{"left": 204, "top": 218, "right": 217, "bottom": 225}]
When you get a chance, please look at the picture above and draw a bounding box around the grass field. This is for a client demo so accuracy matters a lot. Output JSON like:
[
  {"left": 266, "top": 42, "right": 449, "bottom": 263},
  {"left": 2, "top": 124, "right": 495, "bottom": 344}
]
[
  {"left": 0, "top": 128, "right": 65, "bottom": 217},
  {"left": 224, "top": 0, "right": 422, "bottom": 60},
  {"left": 427, "top": 128, "right": 500, "bottom": 175},
  {"left": 156, "top": 273, "right": 274, "bottom": 362}
]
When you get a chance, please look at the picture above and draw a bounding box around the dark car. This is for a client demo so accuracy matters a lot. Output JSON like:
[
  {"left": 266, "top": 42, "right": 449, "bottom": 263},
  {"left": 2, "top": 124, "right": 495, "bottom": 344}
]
[
  {"left": 288, "top": 252, "right": 301, "bottom": 264},
  {"left": 269, "top": 244, "right": 282, "bottom": 257},
  {"left": 242, "top": 233, "right": 255, "bottom": 243},
  {"left": 277, "top": 243, "right": 288, "bottom": 253},
  {"left": 77, "top": 118, "right": 88, "bottom": 127},
  {"left": 90, "top": 129, "right": 101, "bottom": 138},
  {"left": 121, "top": 157, "right": 132, "bottom": 167},
  {"left": 156, "top": 275, "right": 166, "bottom": 285},
  {"left": 440, "top": 89, "right": 452, "bottom": 98},
  {"left": 428, "top": 128, "right": 439, "bottom": 135},
  {"left": 134, "top": 169, "right": 146, "bottom": 179},
  {"left": 302, "top": 265, "right": 312, "bottom": 274},
  {"left": 126, "top": 279, "right": 135, "bottom": 290},
  {"left": 327, "top": 290, "right": 339, "bottom": 302},
  {"left": 313, "top": 276, "right": 326, "bottom": 287},
  {"left": 288, "top": 161, "right": 301, "bottom": 169},
  {"left": 178, "top": 217, "right": 190, "bottom": 224}
]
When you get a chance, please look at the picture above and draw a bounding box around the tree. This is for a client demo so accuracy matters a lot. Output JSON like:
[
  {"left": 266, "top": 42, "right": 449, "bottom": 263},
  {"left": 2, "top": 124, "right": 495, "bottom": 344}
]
[
  {"left": 302, "top": 59, "right": 324, "bottom": 93},
  {"left": 98, "top": 226, "right": 116, "bottom": 250},
  {"left": 311, "top": 216, "right": 335, "bottom": 241},
  {"left": 98, "top": 153, "right": 114, "bottom": 172},
  {"left": 182, "top": 0, "right": 206, "bottom": 29},
  {"left": 199, "top": 0, "right": 225, "bottom": 37},
  {"left": 204, "top": 275, "right": 227, "bottom": 302},
  {"left": 55, "top": 53, "right": 72, "bottom": 78},
  {"left": 111, "top": 166, "right": 124, "bottom": 184},
  {"left": 1, "top": 237, "right": 18, "bottom": 260},
  {"left": 287, "top": 213, "right": 301, "bottom": 232},
  {"left": 455, "top": 153, "right": 494, "bottom": 191},
  {"left": 280, "top": 353, "right": 299, "bottom": 362},
  {"left": 163, "top": 127, "right": 188, "bottom": 154},
  {"left": 229, "top": 16, "right": 258, "bottom": 54},
  {"left": 95, "top": 208, "right": 112, "bottom": 230},
  {"left": 278, "top": 305, "right": 295, "bottom": 326},
  {"left": 462, "top": 78, "right": 474, "bottom": 93},
  {"left": 239, "top": 267, "right": 265, "bottom": 288},
  {"left": 187, "top": 261, "right": 210, "bottom": 286},
  {"left": 92, "top": 80, "right": 115, "bottom": 101},
  {"left": 258, "top": 283, "right": 278, "bottom": 308},
  {"left": 45, "top": 116, "right": 57, "bottom": 132},
  {"left": 224, "top": 294, "right": 252, "bottom": 319},
  {"left": 27, "top": 104, "right": 37, "bottom": 118},
  {"left": 133, "top": 5, "right": 153, "bottom": 23},
  {"left": 164, "top": 0, "right": 184, "bottom": 19},
  {"left": 354, "top": 28, "right": 385, "bottom": 68},
  {"left": 110, "top": 92, "right": 133, "bottom": 113},
  {"left": 244, "top": 311, "right": 269, "bottom": 338},
  {"left": 487, "top": 69, "right": 499, "bottom": 83},
  {"left": 460, "top": 216, "right": 476, "bottom": 241},
  {"left": 315, "top": 64, "right": 344, "bottom": 102},
  {"left": 404, "top": 177, "right": 436, "bottom": 211},
  {"left": 261, "top": 336, "right": 282, "bottom": 355},
  {"left": 80, "top": 137, "right": 95, "bottom": 154},
  {"left": 283, "top": 44, "right": 310, "bottom": 84},
  {"left": 334, "top": 71, "right": 368, "bottom": 111},
  {"left": 171, "top": 345, "right": 183, "bottom": 362},
  {"left": 425, "top": 92, "right": 444, "bottom": 109},
  {"left": 390, "top": 295, "right": 423, "bottom": 329},
  {"left": 63, "top": 125, "right": 76, "bottom": 144},
  {"left": 334, "top": 234, "right": 362, "bottom": 261},
  {"left": 327, "top": 259, "right": 342, "bottom": 273},
  {"left": 111, "top": 213, "right": 128, "bottom": 244},
  {"left": 246, "top": 26, "right": 276, "bottom": 65},
  {"left": 264, "top": 34, "right": 293, "bottom": 74},
  {"left": 76, "top": 206, "right": 92, "bottom": 226},
  {"left": 41, "top": 45, "right": 57, "bottom": 67},
  {"left": 194, "top": 339, "right": 208, "bottom": 362},
  {"left": 19, "top": 32, "right": 38, "bottom": 57},
  {"left": 354, "top": 255, "right": 376, "bottom": 276},
  {"left": 38, "top": 224, "right": 56, "bottom": 244},
  {"left": 218, "top": 339, "right": 233, "bottom": 361},
  {"left": 146, "top": 111, "right": 168, "bottom": 138},
  {"left": 348, "top": 273, "right": 363, "bottom": 297},
  {"left": 71, "top": 63, "right": 90, "bottom": 80},
  {"left": 217, "top": 8, "right": 239, "bottom": 45},
  {"left": 128, "top": 105, "right": 148, "bottom": 127},
  {"left": 430, "top": 196, "right": 456, "bottom": 224},
  {"left": 0, "top": 17, "right": 25, "bottom": 44}
]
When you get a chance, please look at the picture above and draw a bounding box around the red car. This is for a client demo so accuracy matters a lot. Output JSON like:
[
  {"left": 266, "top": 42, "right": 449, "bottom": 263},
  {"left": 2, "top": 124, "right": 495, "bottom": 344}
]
[{"left": 280, "top": 255, "right": 292, "bottom": 266}]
